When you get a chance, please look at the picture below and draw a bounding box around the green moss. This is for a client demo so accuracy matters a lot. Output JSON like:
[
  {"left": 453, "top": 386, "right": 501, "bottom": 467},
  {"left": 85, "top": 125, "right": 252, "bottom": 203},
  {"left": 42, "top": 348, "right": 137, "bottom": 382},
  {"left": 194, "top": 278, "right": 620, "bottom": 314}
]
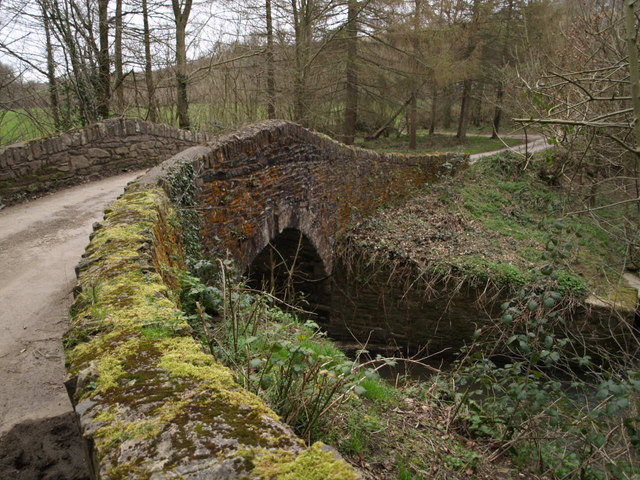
[
  {"left": 455, "top": 257, "right": 530, "bottom": 287},
  {"left": 597, "top": 285, "right": 638, "bottom": 311},
  {"left": 96, "top": 354, "right": 126, "bottom": 391},
  {"left": 350, "top": 151, "right": 630, "bottom": 301},
  {"left": 95, "top": 417, "right": 161, "bottom": 450},
  {"left": 157, "top": 337, "right": 280, "bottom": 421},
  {"left": 158, "top": 337, "right": 236, "bottom": 386},
  {"left": 254, "top": 443, "right": 359, "bottom": 480}
]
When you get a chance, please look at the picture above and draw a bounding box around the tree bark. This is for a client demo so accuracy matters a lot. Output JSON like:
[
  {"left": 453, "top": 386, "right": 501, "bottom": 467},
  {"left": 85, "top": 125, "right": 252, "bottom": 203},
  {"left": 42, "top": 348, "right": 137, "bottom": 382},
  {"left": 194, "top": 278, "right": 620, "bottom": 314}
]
[
  {"left": 429, "top": 84, "right": 437, "bottom": 135},
  {"left": 456, "top": 0, "right": 481, "bottom": 143},
  {"left": 142, "top": 0, "right": 157, "bottom": 122},
  {"left": 172, "top": 0, "right": 193, "bottom": 130},
  {"left": 491, "top": 0, "right": 513, "bottom": 139},
  {"left": 114, "top": 0, "right": 124, "bottom": 112},
  {"left": 343, "top": 0, "right": 358, "bottom": 144},
  {"left": 408, "top": 0, "right": 421, "bottom": 150},
  {"left": 472, "top": 82, "right": 483, "bottom": 127},
  {"left": 624, "top": 0, "right": 640, "bottom": 152},
  {"left": 491, "top": 82, "right": 504, "bottom": 138},
  {"left": 97, "top": 0, "right": 110, "bottom": 119},
  {"left": 442, "top": 87, "right": 453, "bottom": 130},
  {"left": 41, "top": 1, "right": 61, "bottom": 130},
  {"left": 456, "top": 79, "right": 472, "bottom": 143},
  {"left": 265, "top": 0, "right": 276, "bottom": 119},
  {"left": 291, "top": 0, "right": 308, "bottom": 126}
]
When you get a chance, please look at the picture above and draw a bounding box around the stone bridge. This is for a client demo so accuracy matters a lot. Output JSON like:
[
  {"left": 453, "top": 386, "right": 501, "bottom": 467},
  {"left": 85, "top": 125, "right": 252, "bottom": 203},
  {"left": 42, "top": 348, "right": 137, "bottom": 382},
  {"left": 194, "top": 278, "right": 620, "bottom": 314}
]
[
  {"left": 1, "top": 119, "right": 465, "bottom": 478},
  {"left": 145, "top": 120, "right": 464, "bottom": 276}
]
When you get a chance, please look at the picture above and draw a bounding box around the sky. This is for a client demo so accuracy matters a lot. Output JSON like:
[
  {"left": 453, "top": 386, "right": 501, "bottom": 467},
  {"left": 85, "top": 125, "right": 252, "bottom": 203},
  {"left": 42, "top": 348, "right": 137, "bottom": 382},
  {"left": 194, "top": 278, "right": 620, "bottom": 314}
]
[{"left": 0, "top": 0, "right": 253, "bottom": 82}]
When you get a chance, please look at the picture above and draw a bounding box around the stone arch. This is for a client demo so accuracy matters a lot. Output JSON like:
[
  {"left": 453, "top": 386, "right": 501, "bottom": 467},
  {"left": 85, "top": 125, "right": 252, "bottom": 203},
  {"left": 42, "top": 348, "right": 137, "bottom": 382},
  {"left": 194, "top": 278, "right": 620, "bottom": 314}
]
[{"left": 246, "top": 227, "right": 331, "bottom": 321}]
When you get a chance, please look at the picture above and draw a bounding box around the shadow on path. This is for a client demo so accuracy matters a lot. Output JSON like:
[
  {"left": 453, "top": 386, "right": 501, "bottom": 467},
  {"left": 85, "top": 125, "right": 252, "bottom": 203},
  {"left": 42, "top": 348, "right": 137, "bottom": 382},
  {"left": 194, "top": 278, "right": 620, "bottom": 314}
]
[{"left": 0, "top": 412, "right": 89, "bottom": 480}]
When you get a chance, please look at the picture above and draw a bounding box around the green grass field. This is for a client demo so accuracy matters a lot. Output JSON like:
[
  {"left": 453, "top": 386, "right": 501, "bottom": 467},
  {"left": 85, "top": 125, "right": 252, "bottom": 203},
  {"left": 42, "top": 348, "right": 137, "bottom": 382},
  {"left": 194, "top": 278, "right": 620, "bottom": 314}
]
[
  {"left": 0, "top": 104, "right": 229, "bottom": 146},
  {"left": 2, "top": 107, "right": 522, "bottom": 157},
  {"left": 0, "top": 109, "right": 58, "bottom": 145}
]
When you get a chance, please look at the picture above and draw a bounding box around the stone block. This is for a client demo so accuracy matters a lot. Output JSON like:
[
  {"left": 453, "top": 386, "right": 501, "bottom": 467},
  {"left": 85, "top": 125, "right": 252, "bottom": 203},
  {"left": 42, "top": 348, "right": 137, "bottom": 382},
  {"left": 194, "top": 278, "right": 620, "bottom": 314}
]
[
  {"left": 87, "top": 148, "right": 111, "bottom": 159},
  {"left": 29, "top": 159, "right": 43, "bottom": 172},
  {"left": 31, "top": 142, "right": 43, "bottom": 159},
  {"left": 70, "top": 155, "right": 91, "bottom": 170},
  {"left": 56, "top": 162, "right": 72, "bottom": 172}
]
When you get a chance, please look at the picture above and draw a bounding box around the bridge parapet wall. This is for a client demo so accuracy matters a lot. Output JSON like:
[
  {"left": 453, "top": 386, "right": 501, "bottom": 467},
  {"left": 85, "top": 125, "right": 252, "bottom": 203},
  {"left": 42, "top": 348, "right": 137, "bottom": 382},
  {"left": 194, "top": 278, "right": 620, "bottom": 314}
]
[
  {"left": 0, "top": 118, "right": 211, "bottom": 204},
  {"left": 66, "top": 184, "right": 357, "bottom": 479}
]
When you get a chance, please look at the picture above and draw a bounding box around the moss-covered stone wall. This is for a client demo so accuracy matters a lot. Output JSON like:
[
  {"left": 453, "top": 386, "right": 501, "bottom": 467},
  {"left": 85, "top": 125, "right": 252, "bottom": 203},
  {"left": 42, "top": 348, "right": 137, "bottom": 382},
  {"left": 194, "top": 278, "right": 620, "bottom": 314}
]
[
  {"left": 157, "top": 120, "right": 467, "bottom": 273},
  {"left": 65, "top": 185, "right": 359, "bottom": 479},
  {"left": 0, "top": 118, "right": 210, "bottom": 204},
  {"left": 63, "top": 120, "right": 471, "bottom": 478}
]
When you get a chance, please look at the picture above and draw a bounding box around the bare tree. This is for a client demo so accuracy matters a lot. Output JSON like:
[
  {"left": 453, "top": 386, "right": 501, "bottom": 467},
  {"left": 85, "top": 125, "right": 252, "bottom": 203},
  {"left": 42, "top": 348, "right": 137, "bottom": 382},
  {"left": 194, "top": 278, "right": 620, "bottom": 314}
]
[
  {"left": 172, "top": 0, "right": 193, "bottom": 129},
  {"left": 343, "top": 0, "right": 358, "bottom": 144},
  {"left": 97, "top": 0, "right": 110, "bottom": 118}
]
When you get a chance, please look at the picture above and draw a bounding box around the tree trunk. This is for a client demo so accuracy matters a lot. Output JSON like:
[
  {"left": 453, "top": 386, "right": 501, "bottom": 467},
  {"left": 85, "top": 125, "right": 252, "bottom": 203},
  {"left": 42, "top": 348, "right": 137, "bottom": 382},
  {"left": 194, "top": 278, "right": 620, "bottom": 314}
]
[
  {"left": 343, "top": 0, "right": 358, "bottom": 145},
  {"left": 429, "top": 84, "right": 437, "bottom": 135},
  {"left": 442, "top": 86, "right": 453, "bottom": 130},
  {"left": 97, "top": 0, "right": 110, "bottom": 119},
  {"left": 172, "top": 0, "right": 193, "bottom": 130},
  {"left": 408, "top": 92, "right": 417, "bottom": 149},
  {"left": 292, "top": 0, "right": 308, "bottom": 126},
  {"left": 472, "top": 82, "right": 483, "bottom": 127},
  {"left": 624, "top": 0, "right": 640, "bottom": 153},
  {"left": 408, "top": 0, "right": 421, "bottom": 150},
  {"left": 492, "top": 0, "right": 513, "bottom": 139},
  {"left": 266, "top": 0, "right": 276, "bottom": 119},
  {"left": 114, "top": 0, "right": 124, "bottom": 112},
  {"left": 491, "top": 82, "right": 504, "bottom": 138},
  {"left": 142, "top": 0, "right": 157, "bottom": 122},
  {"left": 41, "top": 1, "right": 61, "bottom": 130},
  {"left": 624, "top": 0, "right": 640, "bottom": 219},
  {"left": 456, "top": 79, "right": 472, "bottom": 143}
]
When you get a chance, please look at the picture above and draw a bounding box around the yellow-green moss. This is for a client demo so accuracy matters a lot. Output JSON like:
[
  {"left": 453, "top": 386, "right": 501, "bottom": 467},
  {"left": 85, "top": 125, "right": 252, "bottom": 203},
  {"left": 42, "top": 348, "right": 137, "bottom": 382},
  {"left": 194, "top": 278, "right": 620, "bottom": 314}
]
[
  {"left": 157, "top": 337, "right": 279, "bottom": 421},
  {"left": 589, "top": 285, "right": 638, "bottom": 312},
  {"left": 95, "top": 418, "right": 161, "bottom": 448},
  {"left": 96, "top": 354, "right": 126, "bottom": 391},
  {"left": 90, "top": 225, "right": 148, "bottom": 251},
  {"left": 254, "top": 443, "right": 359, "bottom": 480},
  {"left": 158, "top": 337, "right": 236, "bottom": 386}
]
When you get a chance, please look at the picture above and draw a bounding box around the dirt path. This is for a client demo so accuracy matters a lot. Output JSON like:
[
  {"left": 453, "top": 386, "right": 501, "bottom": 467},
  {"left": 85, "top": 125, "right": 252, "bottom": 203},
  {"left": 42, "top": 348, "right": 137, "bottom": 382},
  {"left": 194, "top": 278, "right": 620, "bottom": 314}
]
[
  {"left": 470, "top": 134, "right": 551, "bottom": 163},
  {"left": 0, "top": 171, "right": 143, "bottom": 440}
]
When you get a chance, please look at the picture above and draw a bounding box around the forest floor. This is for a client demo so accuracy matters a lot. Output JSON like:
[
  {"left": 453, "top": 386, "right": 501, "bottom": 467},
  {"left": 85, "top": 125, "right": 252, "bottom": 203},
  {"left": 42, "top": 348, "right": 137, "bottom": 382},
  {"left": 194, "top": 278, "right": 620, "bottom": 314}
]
[{"left": 348, "top": 150, "right": 634, "bottom": 301}]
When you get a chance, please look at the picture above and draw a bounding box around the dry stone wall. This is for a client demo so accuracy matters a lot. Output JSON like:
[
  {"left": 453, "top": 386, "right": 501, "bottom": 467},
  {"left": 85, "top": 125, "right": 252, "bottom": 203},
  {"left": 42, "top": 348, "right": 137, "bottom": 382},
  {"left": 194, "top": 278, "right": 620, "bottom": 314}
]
[
  {"left": 0, "top": 118, "right": 210, "bottom": 204},
  {"left": 67, "top": 185, "right": 358, "bottom": 479}
]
